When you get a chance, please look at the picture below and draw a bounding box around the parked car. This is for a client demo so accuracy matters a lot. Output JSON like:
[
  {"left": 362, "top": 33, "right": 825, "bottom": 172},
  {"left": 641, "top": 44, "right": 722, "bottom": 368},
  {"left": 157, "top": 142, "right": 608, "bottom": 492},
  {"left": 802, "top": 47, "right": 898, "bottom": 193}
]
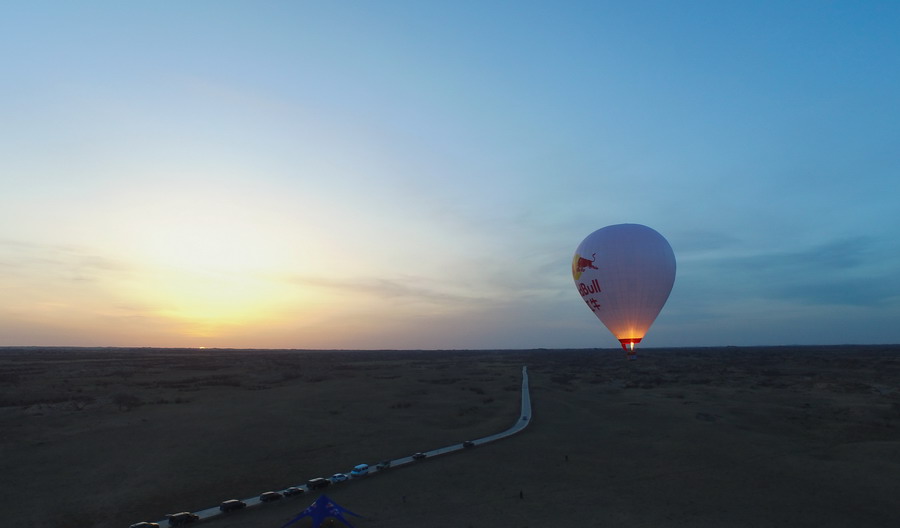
[
  {"left": 166, "top": 512, "right": 199, "bottom": 526},
  {"left": 307, "top": 477, "right": 330, "bottom": 490},
  {"left": 463, "top": 440, "right": 475, "bottom": 448},
  {"left": 130, "top": 523, "right": 160, "bottom": 528},
  {"left": 259, "top": 491, "right": 282, "bottom": 502},
  {"left": 412, "top": 452, "right": 427, "bottom": 460},
  {"left": 375, "top": 460, "right": 391, "bottom": 470},
  {"left": 350, "top": 464, "right": 369, "bottom": 478},
  {"left": 219, "top": 499, "right": 246, "bottom": 512},
  {"left": 283, "top": 486, "right": 305, "bottom": 497},
  {"left": 331, "top": 473, "right": 349, "bottom": 483}
]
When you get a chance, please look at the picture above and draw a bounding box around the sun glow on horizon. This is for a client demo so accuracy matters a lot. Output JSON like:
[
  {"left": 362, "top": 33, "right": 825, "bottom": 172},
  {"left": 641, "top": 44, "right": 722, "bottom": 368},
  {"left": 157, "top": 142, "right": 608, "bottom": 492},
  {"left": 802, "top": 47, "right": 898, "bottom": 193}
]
[
  {"left": 71, "top": 182, "right": 356, "bottom": 342},
  {"left": 122, "top": 266, "right": 329, "bottom": 339},
  {"left": 114, "top": 188, "right": 298, "bottom": 273}
]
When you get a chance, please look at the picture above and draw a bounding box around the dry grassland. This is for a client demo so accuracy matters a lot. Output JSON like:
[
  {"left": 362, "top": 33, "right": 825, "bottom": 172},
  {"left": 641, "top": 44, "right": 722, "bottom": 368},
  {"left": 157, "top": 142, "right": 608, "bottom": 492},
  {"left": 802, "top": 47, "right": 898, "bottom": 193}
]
[{"left": 2, "top": 346, "right": 899, "bottom": 528}]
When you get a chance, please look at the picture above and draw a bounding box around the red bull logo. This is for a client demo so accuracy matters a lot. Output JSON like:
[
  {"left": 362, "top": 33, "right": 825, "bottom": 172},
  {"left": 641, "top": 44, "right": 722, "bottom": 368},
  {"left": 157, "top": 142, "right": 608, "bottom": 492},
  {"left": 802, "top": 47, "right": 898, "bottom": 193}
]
[{"left": 571, "top": 252, "right": 598, "bottom": 280}]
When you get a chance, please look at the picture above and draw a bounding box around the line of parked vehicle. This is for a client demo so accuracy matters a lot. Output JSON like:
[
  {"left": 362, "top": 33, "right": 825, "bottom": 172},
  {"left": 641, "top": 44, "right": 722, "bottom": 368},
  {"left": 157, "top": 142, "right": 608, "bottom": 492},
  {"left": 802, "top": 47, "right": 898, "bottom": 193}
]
[
  {"left": 128, "top": 450, "right": 459, "bottom": 527},
  {"left": 130, "top": 366, "right": 530, "bottom": 528}
]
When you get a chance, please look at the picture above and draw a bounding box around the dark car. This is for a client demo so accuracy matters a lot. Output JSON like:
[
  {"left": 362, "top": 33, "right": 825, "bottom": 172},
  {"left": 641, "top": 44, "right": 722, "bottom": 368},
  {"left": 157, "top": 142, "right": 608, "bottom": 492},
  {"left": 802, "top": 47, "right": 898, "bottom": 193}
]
[
  {"left": 260, "top": 491, "right": 283, "bottom": 502},
  {"left": 375, "top": 460, "right": 391, "bottom": 470},
  {"left": 307, "top": 477, "right": 331, "bottom": 490},
  {"left": 166, "top": 512, "right": 199, "bottom": 526},
  {"left": 130, "top": 523, "right": 160, "bottom": 528},
  {"left": 463, "top": 440, "right": 475, "bottom": 448},
  {"left": 283, "top": 486, "right": 305, "bottom": 497},
  {"left": 412, "top": 452, "right": 427, "bottom": 460},
  {"left": 219, "top": 499, "right": 246, "bottom": 512}
]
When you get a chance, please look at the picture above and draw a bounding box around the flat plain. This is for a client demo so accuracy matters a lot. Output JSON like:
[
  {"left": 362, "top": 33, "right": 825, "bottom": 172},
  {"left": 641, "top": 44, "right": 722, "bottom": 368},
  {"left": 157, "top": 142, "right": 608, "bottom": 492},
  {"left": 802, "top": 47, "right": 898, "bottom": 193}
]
[{"left": 2, "top": 346, "right": 899, "bottom": 528}]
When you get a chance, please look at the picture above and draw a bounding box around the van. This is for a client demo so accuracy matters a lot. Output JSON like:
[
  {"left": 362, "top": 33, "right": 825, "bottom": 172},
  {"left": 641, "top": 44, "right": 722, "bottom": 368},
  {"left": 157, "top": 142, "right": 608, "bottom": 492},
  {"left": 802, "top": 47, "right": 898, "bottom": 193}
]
[{"left": 350, "top": 464, "right": 369, "bottom": 477}]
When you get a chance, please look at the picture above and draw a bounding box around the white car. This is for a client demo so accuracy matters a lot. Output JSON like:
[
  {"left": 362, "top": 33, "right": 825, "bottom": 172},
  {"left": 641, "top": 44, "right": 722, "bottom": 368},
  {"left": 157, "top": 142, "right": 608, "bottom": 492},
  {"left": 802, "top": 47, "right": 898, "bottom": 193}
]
[
  {"left": 350, "top": 464, "right": 369, "bottom": 478},
  {"left": 330, "top": 473, "right": 349, "bottom": 483}
]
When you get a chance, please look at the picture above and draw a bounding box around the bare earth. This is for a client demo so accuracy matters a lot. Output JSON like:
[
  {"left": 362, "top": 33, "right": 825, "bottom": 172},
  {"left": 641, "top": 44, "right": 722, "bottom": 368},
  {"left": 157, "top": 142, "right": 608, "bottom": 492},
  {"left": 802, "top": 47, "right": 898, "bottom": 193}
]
[{"left": 2, "top": 346, "right": 899, "bottom": 528}]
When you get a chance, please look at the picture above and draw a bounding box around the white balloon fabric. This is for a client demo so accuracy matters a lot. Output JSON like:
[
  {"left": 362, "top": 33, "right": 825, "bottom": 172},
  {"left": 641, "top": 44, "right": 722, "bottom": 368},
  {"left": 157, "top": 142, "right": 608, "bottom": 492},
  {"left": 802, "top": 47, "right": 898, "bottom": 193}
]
[{"left": 572, "top": 224, "right": 676, "bottom": 358}]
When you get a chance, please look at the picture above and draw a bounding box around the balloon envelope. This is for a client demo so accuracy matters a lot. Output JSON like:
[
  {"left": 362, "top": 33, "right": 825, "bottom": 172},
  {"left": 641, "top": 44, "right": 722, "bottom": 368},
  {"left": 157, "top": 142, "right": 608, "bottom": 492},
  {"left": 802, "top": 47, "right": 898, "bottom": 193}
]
[{"left": 572, "top": 224, "right": 675, "bottom": 356}]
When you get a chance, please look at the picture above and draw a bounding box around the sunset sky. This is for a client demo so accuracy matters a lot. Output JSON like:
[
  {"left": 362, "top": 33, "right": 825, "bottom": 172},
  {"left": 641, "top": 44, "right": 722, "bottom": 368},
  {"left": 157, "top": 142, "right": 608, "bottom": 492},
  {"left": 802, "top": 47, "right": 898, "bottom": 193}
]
[{"left": 2, "top": 2, "right": 899, "bottom": 349}]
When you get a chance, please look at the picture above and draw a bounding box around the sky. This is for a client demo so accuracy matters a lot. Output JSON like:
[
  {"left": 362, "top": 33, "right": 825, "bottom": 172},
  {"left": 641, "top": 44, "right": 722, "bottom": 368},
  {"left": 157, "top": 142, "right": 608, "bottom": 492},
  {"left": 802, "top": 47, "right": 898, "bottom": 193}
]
[{"left": 2, "top": 1, "right": 899, "bottom": 350}]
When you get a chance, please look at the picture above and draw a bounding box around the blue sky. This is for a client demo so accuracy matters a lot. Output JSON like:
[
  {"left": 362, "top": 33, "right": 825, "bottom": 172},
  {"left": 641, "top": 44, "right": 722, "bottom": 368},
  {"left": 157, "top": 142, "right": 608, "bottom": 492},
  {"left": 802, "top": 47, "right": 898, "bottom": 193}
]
[{"left": 1, "top": 1, "right": 898, "bottom": 349}]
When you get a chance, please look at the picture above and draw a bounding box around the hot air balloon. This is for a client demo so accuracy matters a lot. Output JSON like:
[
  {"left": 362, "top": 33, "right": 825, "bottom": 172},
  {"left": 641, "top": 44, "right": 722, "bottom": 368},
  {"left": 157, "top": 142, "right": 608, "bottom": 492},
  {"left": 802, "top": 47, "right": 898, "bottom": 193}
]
[{"left": 573, "top": 224, "right": 675, "bottom": 359}]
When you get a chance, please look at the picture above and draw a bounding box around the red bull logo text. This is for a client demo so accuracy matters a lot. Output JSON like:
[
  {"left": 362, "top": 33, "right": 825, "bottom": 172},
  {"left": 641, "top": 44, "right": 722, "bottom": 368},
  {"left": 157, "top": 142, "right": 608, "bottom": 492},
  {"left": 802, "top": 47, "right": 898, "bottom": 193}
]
[
  {"left": 577, "top": 278, "right": 602, "bottom": 297},
  {"left": 577, "top": 277, "right": 602, "bottom": 312}
]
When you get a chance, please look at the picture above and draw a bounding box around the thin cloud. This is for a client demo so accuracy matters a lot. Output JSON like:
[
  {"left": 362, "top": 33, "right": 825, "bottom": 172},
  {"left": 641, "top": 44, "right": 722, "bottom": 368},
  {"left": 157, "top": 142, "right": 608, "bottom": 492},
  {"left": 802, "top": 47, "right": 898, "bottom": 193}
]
[
  {"left": 685, "top": 236, "right": 899, "bottom": 307},
  {"left": 672, "top": 229, "right": 741, "bottom": 253},
  {"left": 726, "top": 237, "right": 873, "bottom": 273},
  {"left": 280, "top": 273, "right": 488, "bottom": 306},
  {"left": 0, "top": 239, "right": 134, "bottom": 281}
]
